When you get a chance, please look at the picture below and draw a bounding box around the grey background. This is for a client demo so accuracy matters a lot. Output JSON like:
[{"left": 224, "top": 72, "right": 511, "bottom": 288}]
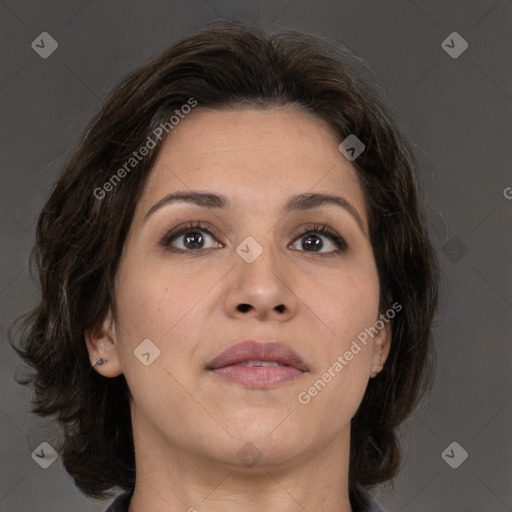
[{"left": 1, "top": 1, "right": 511, "bottom": 511}]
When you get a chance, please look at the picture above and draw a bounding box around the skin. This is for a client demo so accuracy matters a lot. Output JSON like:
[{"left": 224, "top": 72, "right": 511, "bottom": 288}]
[{"left": 85, "top": 106, "right": 391, "bottom": 512}]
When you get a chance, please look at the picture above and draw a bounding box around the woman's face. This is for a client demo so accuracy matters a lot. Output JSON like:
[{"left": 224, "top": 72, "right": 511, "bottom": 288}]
[{"left": 88, "top": 106, "right": 390, "bottom": 468}]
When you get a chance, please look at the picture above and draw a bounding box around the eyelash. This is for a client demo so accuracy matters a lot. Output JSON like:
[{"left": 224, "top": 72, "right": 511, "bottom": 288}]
[{"left": 159, "top": 221, "right": 348, "bottom": 257}]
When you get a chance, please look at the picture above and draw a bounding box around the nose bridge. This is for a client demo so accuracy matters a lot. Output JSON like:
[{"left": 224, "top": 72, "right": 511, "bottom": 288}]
[
  {"left": 224, "top": 227, "right": 297, "bottom": 319},
  {"left": 235, "top": 230, "right": 282, "bottom": 289}
]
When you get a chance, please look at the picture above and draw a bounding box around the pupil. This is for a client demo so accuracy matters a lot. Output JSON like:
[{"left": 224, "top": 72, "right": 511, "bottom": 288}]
[
  {"left": 184, "top": 231, "right": 203, "bottom": 249},
  {"left": 303, "top": 234, "right": 322, "bottom": 251}
]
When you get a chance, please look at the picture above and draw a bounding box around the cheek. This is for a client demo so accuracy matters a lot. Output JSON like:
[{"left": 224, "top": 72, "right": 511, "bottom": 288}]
[
  {"left": 309, "top": 261, "right": 381, "bottom": 347},
  {"left": 113, "top": 258, "right": 216, "bottom": 381},
  {"left": 112, "top": 267, "right": 202, "bottom": 410},
  {"left": 115, "top": 261, "right": 200, "bottom": 337},
  {"left": 297, "top": 271, "right": 378, "bottom": 421}
]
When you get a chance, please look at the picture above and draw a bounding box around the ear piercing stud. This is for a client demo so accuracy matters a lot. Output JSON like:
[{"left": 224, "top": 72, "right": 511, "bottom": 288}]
[{"left": 92, "top": 358, "right": 106, "bottom": 368}]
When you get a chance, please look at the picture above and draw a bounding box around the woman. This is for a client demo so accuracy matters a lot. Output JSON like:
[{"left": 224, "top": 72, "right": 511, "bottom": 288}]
[{"left": 12, "top": 20, "right": 439, "bottom": 512}]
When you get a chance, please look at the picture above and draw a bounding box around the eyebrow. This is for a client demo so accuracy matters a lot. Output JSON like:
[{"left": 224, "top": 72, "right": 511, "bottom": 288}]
[{"left": 144, "top": 190, "right": 366, "bottom": 233}]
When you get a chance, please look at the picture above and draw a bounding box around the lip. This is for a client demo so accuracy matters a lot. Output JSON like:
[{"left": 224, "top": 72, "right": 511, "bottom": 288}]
[
  {"left": 206, "top": 340, "right": 308, "bottom": 371},
  {"left": 206, "top": 340, "right": 309, "bottom": 389}
]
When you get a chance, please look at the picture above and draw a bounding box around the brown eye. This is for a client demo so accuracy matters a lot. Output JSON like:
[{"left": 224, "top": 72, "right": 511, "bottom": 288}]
[
  {"left": 300, "top": 233, "right": 325, "bottom": 251},
  {"left": 160, "top": 222, "right": 223, "bottom": 253},
  {"left": 290, "top": 224, "right": 348, "bottom": 257}
]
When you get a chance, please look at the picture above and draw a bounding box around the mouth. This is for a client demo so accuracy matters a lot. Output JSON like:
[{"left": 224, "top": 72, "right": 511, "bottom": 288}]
[{"left": 206, "top": 340, "right": 308, "bottom": 389}]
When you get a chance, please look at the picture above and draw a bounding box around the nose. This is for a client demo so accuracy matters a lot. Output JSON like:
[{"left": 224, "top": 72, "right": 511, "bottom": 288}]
[{"left": 223, "top": 237, "right": 299, "bottom": 322}]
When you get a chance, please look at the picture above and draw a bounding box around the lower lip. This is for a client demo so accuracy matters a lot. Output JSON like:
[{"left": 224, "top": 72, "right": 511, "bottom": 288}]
[{"left": 210, "top": 365, "right": 304, "bottom": 388}]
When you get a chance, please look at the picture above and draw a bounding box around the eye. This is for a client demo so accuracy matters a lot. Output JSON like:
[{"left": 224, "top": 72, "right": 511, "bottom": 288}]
[
  {"left": 159, "top": 222, "right": 223, "bottom": 253},
  {"left": 159, "top": 221, "right": 347, "bottom": 257},
  {"left": 289, "top": 224, "right": 348, "bottom": 257}
]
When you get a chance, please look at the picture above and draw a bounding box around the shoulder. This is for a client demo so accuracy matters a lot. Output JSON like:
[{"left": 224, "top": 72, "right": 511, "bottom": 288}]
[{"left": 104, "top": 491, "right": 133, "bottom": 512}]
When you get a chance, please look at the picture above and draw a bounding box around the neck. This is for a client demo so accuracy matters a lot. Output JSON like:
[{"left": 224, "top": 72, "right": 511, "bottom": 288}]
[{"left": 127, "top": 408, "right": 354, "bottom": 512}]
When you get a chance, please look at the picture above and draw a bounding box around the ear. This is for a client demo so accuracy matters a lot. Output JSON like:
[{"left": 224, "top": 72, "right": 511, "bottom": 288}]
[
  {"left": 369, "top": 318, "right": 392, "bottom": 378},
  {"left": 84, "top": 307, "right": 123, "bottom": 378}
]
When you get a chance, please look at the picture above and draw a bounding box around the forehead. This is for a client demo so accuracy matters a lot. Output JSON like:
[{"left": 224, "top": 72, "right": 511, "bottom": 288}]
[{"left": 137, "top": 106, "right": 367, "bottom": 223}]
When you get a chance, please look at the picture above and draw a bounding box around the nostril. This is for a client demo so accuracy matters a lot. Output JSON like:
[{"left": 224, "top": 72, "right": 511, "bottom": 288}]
[{"left": 237, "top": 304, "right": 252, "bottom": 312}]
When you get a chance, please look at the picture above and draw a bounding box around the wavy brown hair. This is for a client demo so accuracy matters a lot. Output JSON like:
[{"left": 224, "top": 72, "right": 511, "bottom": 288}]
[{"left": 10, "top": 19, "right": 439, "bottom": 506}]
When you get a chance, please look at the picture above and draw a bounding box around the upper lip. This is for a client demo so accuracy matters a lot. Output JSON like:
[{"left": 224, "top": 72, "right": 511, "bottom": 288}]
[{"left": 206, "top": 340, "right": 309, "bottom": 372}]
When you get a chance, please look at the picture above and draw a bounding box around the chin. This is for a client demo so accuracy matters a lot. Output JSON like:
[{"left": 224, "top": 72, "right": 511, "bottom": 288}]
[{"left": 222, "top": 407, "right": 297, "bottom": 437}]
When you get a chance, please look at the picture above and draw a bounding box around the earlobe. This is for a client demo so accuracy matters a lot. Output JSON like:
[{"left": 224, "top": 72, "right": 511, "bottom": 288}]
[
  {"left": 84, "top": 307, "right": 123, "bottom": 378},
  {"left": 370, "top": 320, "right": 392, "bottom": 378}
]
